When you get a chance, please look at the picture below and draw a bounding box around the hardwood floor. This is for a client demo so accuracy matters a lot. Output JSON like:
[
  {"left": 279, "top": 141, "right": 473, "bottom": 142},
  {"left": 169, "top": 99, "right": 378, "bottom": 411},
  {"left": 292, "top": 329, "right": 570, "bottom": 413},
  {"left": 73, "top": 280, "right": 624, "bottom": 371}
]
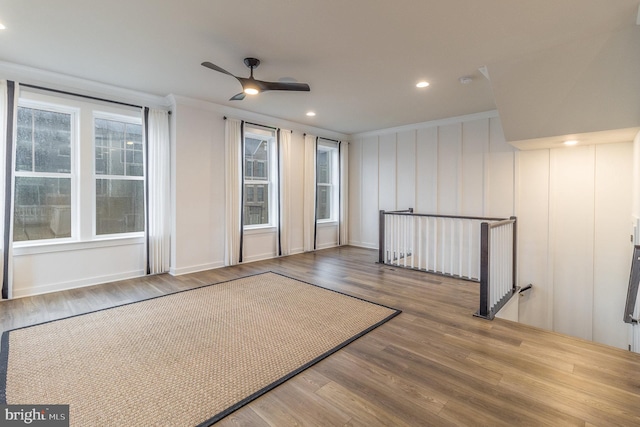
[{"left": 2, "top": 246, "right": 640, "bottom": 426}]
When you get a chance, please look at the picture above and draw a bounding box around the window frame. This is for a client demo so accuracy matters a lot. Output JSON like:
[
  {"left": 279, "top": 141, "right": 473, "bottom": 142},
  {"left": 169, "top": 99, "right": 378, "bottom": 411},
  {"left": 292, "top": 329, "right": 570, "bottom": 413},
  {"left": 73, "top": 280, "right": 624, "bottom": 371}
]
[
  {"left": 243, "top": 126, "right": 277, "bottom": 230},
  {"left": 316, "top": 141, "right": 339, "bottom": 223},
  {"left": 11, "top": 90, "right": 145, "bottom": 252},
  {"left": 13, "top": 99, "right": 79, "bottom": 246},
  {"left": 93, "top": 111, "right": 145, "bottom": 238}
]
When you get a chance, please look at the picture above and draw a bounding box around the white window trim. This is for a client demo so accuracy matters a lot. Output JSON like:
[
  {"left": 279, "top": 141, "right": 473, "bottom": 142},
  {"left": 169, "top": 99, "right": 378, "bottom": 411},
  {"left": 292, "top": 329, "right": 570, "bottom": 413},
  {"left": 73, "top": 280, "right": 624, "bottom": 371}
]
[
  {"left": 12, "top": 90, "right": 145, "bottom": 253},
  {"left": 13, "top": 99, "right": 79, "bottom": 248},
  {"left": 316, "top": 142, "right": 339, "bottom": 224},
  {"left": 92, "top": 111, "right": 145, "bottom": 239},
  {"left": 243, "top": 128, "right": 277, "bottom": 230}
]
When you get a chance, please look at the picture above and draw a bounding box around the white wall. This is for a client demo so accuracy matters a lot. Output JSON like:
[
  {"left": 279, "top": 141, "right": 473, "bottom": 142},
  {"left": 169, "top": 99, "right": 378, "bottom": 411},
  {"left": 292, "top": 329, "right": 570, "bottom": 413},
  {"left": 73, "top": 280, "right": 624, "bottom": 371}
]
[
  {"left": 519, "top": 142, "right": 633, "bottom": 348},
  {"left": 170, "top": 96, "right": 344, "bottom": 274},
  {"left": 3, "top": 67, "right": 344, "bottom": 296},
  {"left": 10, "top": 88, "right": 155, "bottom": 298},
  {"left": 170, "top": 101, "right": 225, "bottom": 275},
  {"left": 350, "top": 111, "right": 634, "bottom": 349},
  {"left": 13, "top": 241, "right": 145, "bottom": 298},
  {"left": 349, "top": 111, "right": 516, "bottom": 249}
]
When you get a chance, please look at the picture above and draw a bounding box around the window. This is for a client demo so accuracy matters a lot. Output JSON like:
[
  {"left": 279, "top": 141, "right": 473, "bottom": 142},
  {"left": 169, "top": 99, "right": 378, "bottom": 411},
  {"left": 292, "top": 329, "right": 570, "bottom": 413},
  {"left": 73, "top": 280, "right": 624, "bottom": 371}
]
[
  {"left": 243, "top": 127, "right": 276, "bottom": 228},
  {"left": 316, "top": 142, "right": 338, "bottom": 222},
  {"left": 14, "top": 104, "right": 75, "bottom": 242},
  {"left": 12, "top": 92, "right": 144, "bottom": 245},
  {"left": 94, "top": 115, "right": 144, "bottom": 235}
]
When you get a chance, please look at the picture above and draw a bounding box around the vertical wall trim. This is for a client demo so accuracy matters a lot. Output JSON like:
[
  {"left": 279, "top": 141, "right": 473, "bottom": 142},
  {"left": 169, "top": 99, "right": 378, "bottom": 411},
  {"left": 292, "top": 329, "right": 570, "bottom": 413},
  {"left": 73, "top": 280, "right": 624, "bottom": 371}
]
[
  {"left": 484, "top": 119, "right": 490, "bottom": 216},
  {"left": 435, "top": 126, "right": 440, "bottom": 214},
  {"left": 591, "top": 144, "right": 598, "bottom": 339},
  {"left": 546, "top": 148, "right": 555, "bottom": 330},
  {"left": 376, "top": 136, "right": 381, "bottom": 211},
  {"left": 457, "top": 122, "right": 463, "bottom": 214},
  {"left": 394, "top": 133, "right": 398, "bottom": 210},
  {"left": 414, "top": 130, "right": 418, "bottom": 211},
  {"left": 356, "top": 139, "right": 361, "bottom": 245}
]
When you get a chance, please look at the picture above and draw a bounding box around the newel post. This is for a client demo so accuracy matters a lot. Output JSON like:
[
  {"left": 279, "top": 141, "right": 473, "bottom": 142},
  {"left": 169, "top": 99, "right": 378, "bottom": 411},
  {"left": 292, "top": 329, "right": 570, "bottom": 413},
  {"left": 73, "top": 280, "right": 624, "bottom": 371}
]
[
  {"left": 478, "top": 221, "right": 490, "bottom": 318},
  {"left": 378, "top": 210, "right": 386, "bottom": 263}
]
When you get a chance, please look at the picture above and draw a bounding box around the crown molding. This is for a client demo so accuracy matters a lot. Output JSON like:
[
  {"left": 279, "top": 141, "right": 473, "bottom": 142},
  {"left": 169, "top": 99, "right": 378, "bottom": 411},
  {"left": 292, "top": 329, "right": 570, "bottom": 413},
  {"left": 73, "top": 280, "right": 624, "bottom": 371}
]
[
  {"left": 351, "top": 110, "right": 499, "bottom": 139},
  {"left": 169, "top": 94, "right": 349, "bottom": 141},
  {"left": 0, "top": 60, "right": 172, "bottom": 109}
]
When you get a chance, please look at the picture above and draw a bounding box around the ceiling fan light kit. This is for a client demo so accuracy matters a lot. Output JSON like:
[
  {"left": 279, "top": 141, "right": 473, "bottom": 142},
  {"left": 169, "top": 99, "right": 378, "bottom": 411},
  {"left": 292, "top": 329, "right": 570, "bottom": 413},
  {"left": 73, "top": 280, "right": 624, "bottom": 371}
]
[{"left": 202, "top": 57, "right": 310, "bottom": 101}]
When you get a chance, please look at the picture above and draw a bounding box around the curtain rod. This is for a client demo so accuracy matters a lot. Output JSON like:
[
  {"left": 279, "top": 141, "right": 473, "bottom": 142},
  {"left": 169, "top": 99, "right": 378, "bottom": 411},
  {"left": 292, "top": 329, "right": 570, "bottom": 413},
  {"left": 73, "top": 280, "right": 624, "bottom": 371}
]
[
  {"left": 304, "top": 133, "right": 341, "bottom": 144},
  {"left": 224, "top": 116, "right": 277, "bottom": 131},
  {"left": 20, "top": 83, "right": 171, "bottom": 114},
  {"left": 318, "top": 136, "right": 341, "bottom": 144}
]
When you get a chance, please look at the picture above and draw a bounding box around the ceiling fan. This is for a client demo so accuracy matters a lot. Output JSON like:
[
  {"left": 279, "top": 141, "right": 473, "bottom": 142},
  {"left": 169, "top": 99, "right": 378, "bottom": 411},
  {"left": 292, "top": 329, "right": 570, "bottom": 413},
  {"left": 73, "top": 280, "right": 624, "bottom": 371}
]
[{"left": 201, "top": 57, "right": 310, "bottom": 101}]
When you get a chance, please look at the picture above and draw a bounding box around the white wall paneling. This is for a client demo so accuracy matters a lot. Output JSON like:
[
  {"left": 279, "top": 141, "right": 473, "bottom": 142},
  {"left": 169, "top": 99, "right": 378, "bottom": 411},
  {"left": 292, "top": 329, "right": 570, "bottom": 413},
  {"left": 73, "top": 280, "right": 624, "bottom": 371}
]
[
  {"left": 517, "top": 149, "right": 551, "bottom": 330},
  {"left": 349, "top": 110, "right": 634, "bottom": 349},
  {"left": 415, "top": 127, "right": 438, "bottom": 213},
  {"left": 437, "top": 123, "right": 462, "bottom": 214},
  {"left": 378, "top": 134, "right": 397, "bottom": 212},
  {"left": 550, "top": 145, "right": 596, "bottom": 341},
  {"left": 486, "top": 117, "right": 516, "bottom": 218},
  {"left": 348, "top": 139, "right": 363, "bottom": 246},
  {"left": 593, "top": 143, "right": 633, "bottom": 348},
  {"left": 396, "top": 130, "right": 416, "bottom": 211},
  {"left": 461, "top": 119, "right": 488, "bottom": 217},
  {"left": 287, "top": 132, "right": 306, "bottom": 254},
  {"left": 360, "top": 136, "right": 380, "bottom": 248}
]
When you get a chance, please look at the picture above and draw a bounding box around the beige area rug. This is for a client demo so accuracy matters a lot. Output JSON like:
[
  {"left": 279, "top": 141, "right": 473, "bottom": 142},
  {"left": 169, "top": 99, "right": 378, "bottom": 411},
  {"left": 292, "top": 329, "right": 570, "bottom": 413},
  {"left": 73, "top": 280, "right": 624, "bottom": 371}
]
[{"left": 0, "top": 272, "right": 400, "bottom": 426}]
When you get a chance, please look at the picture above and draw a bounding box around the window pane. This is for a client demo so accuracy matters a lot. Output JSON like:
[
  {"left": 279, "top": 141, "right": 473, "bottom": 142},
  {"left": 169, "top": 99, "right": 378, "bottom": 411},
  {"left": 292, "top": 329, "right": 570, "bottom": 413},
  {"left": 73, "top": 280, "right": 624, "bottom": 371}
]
[
  {"left": 244, "top": 183, "right": 269, "bottom": 226},
  {"left": 317, "top": 185, "right": 331, "bottom": 220},
  {"left": 13, "top": 177, "right": 71, "bottom": 241},
  {"left": 243, "top": 132, "right": 272, "bottom": 227},
  {"left": 317, "top": 151, "right": 330, "bottom": 184},
  {"left": 95, "top": 118, "right": 143, "bottom": 176},
  {"left": 96, "top": 179, "right": 144, "bottom": 235},
  {"left": 244, "top": 138, "right": 268, "bottom": 180},
  {"left": 16, "top": 107, "right": 71, "bottom": 173}
]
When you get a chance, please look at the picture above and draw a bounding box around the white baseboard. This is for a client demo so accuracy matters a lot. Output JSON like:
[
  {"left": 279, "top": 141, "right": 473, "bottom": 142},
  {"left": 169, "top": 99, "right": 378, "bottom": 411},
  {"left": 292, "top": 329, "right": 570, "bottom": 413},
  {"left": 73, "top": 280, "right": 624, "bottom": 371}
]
[
  {"left": 170, "top": 261, "right": 225, "bottom": 276},
  {"left": 348, "top": 241, "right": 378, "bottom": 250},
  {"left": 11, "top": 269, "right": 147, "bottom": 299}
]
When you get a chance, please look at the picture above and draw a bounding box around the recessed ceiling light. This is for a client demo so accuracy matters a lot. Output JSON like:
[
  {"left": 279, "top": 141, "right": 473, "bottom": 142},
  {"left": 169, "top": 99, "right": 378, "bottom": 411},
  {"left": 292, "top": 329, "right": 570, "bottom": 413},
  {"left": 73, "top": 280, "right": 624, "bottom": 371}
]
[
  {"left": 416, "top": 81, "right": 430, "bottom": 88},
  {"left": 0, "top": 23, "right": 6, "bottom": 30},
  {"left": 306, "top": 111, "right": 316, "bottom": 117},
  {"left": 563, "top": 140, "right": 578, "bottom": 146}
]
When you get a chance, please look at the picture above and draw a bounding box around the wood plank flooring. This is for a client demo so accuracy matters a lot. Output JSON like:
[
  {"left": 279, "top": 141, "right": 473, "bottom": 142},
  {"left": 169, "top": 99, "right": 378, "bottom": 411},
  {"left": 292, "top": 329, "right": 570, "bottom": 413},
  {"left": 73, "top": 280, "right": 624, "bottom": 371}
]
[{"left": 2, "top": 246, "right": 640, "bottom": 426}]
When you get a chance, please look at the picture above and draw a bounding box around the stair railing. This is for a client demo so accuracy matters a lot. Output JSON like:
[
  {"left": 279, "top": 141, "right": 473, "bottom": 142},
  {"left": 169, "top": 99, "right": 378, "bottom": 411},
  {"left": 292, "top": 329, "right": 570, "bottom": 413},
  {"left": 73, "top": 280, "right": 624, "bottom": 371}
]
[{"left": 379, "top": 209, "right": 517, "bottom": 319}]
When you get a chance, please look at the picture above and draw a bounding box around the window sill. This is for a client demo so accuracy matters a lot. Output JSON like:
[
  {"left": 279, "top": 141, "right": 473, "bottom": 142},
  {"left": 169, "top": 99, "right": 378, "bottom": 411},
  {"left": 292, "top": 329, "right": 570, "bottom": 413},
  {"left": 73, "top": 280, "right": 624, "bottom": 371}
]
[
  {"left": 13, "top": 235, "right": 145, "bottom": 256},
  {"left": 243, "top": 226, "right": 277, "bottom": 236},
  {"left": 317, "top": 220, "right": 338, "bottom": 227}
]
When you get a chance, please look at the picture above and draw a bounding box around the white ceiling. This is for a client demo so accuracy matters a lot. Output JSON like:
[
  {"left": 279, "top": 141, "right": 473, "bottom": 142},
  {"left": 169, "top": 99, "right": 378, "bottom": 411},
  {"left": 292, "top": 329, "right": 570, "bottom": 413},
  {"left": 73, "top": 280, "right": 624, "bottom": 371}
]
[{"left": 0, "top": 0, "right": 638, "bottom": 136}]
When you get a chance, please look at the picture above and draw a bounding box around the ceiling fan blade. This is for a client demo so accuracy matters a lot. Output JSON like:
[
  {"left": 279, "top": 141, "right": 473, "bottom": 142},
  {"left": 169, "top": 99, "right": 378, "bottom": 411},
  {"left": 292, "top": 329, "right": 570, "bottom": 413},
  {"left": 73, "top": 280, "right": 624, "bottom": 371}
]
[
  {"left": 203, "top": 58, "right": 310, "bottom": 99},
  {"left": 201, "top": 61, "right": 235, "bottom": 77},
  {"left": 259, "top": 81, "right": 311, "bottom": 92}
]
